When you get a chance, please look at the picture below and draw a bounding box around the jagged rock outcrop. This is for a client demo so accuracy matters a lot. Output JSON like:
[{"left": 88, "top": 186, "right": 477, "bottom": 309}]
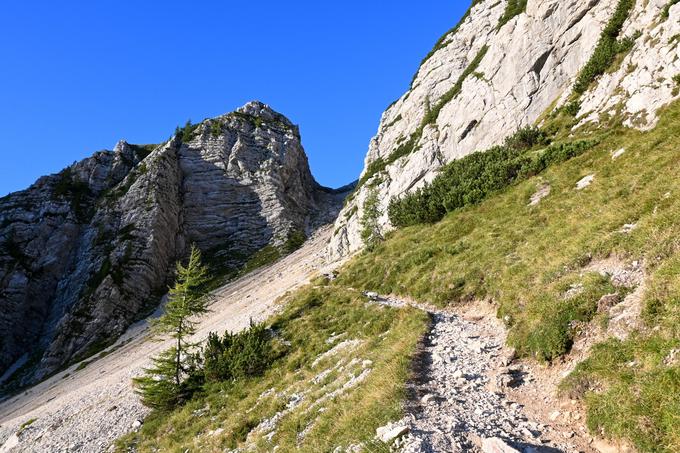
[
  {"left": 328, "top": 0, "right": 680, "bottom": 259},
  {"left": 0, "top": 101, "right": 347, "bottom": 386}
]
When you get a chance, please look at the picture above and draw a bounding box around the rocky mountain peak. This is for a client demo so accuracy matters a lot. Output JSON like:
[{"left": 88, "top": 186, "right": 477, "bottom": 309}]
[
  {"left": 236, "top": 100, "right": 294, "bottom": 126},
  {"left": 0, "top": 103, "right": 349, "bottom": 388}
]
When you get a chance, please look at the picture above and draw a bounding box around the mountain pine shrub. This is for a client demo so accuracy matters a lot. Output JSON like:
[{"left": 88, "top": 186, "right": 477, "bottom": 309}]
[
  {"left": 203, "top": 321, "right": 273, "bottom": 383},
  {"left": 388, "top": 127, "right": 592, "bottom": 227},
  {"left": 572, "top": 0, "right": 636, "bottom": 95}
]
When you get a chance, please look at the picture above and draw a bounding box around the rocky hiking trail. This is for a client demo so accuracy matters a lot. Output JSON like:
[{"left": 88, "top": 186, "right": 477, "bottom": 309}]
[
  {"left": 371, "top": 295, "right": 598, "bottom": 453},
  {"left": 0, "top": 227, "right": 624, "bottom": 453}
]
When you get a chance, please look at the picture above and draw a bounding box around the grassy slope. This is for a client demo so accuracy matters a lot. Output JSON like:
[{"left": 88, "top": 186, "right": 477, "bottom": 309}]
[
  {"left": 339, "top": 102, "right": 680, "bottom": 451},
  {"left": 116, "top": 102, "right": 680, "bottom": 452},
  {"left": 116, "top": 285, "right": 428, "bottom": 453}
]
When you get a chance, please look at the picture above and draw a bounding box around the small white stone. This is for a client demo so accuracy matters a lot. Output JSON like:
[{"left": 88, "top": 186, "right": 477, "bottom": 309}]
[
  {"left": 611, "top": 148, "right": 626, "bottom": 159},
  {"left": 576, "top": 174, "right": 595, "bottom": 190},
  {"left": 376, "top": 424, "right": 409, "bottom": 444}
]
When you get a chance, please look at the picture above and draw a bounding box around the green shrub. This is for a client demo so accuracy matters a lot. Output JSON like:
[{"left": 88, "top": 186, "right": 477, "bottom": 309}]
[
  {"left": 203, "top": 322, "right": 273, "bottom": 383},
  {"left": 562, "top": 100, "right": 582, "bottom": 117},
  {"left": 662, "top": 0, "right": 679, "bottom": 20},
  {"left": 572, "top": 0, "right": 636, "bottom": 95},
  {"left": 282, "top": 229, "right": 307, "bottom": 254},
  {"left": 176, "top": 120, "right": 200, "bottom": 143},
  {"left": 52, "top": 168, "right": 93, "bottom": 223},
  {"left": 360, "top": 188, "right": 383, "bottom": 251},
  {"left": 497, "top": 0, "right": 528, "bottom": 29},
  {"left": 210, "top": 120, "right": 222, "bottom": 137},
  {"left": 388, "top": 128, "right": 593, "bottom": 227}
]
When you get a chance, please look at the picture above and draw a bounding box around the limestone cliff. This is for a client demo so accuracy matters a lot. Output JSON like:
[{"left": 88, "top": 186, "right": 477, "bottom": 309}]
[
  {"left": 0, "top": 101, "right": 346, "bottom": 386},
  {"left": 328, "top": 0, "right": 680, "bottom": 259}
]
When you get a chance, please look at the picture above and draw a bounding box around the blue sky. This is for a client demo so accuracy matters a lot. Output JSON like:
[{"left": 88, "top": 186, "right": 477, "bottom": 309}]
[{"left": 0, "top": 1, "right": 469, "bottom": 195}]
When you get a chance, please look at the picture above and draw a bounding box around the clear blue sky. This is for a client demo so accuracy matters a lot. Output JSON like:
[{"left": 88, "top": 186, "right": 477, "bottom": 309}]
[{"left": 0, "top": 1, "right": 469, "bottom": 195}]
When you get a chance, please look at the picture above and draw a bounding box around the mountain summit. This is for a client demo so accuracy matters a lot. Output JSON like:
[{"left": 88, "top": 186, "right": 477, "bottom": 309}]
[{"left": 0, "top": 101, "right": 348, "bottom": 386}]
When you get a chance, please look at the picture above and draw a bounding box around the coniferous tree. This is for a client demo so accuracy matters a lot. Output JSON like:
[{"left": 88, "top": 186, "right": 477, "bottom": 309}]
[
  {"left": 360, "top": 188, "right": 383, "bottom": 251},
  {"left": 133, "top": 245, "right": 212, "bottom": 410}
]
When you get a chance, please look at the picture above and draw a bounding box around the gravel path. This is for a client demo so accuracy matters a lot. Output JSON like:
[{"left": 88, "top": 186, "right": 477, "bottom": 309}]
[
  {"left": 375, "top": 297, "right": 593, "bottom": 453},
  {"left": 0, "top": 227, "right": 337, "bottom": 453}
]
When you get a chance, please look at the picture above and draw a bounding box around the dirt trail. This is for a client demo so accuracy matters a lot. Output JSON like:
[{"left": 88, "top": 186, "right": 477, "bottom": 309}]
[
  {"left": 375, "top": 296, "right": 596, "bottom": 453},
  {"left": 0, "top": 226, "right": 337, "bottom": 453}
]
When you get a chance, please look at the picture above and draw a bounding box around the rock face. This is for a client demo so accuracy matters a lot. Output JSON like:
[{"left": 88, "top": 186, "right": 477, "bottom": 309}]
[
  {"left": 328, "top": 0, "right": 680, "bottom": 259},
  {"left": 0, "top": 101, "right": 347, "bottom": 386}
]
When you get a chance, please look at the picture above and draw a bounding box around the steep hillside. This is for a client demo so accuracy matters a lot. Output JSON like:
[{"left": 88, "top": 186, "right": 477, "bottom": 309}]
[
  {"left": 329, "top": 0, "right": 680, "bottom": 259},
  {"left": 114, "top": 98, "right": 680, "bottom": 453},
  {"left": 0, "top": 101, "right": 347, "bottom": 388}
]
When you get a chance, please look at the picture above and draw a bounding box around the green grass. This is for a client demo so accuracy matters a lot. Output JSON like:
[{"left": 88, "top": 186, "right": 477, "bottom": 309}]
[
  {"left": 497, "top": 0, "right": 528, "bottom": 29},
  {"left": 115, "top": 285, "right": 428, "bottom": 452},
  {"left": 338, "top": 100, "right": 680, "bottom": 451},
  {"left": 662, "top": 0, "right": 679, "bottom": 20},
  {"left": 572, "top": 0, "right": 636, "bottom": 95},
  {"left": 19, "top": 418, "right": 37, "bottom": 432}
]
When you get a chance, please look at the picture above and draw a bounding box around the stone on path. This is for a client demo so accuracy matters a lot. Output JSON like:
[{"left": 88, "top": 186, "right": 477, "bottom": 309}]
[
  {"left": 481, "top": 437, "right": 521, "bottom": 453},
  {"left": 376, "top": 424, "right": 409, "bottom": 444}
]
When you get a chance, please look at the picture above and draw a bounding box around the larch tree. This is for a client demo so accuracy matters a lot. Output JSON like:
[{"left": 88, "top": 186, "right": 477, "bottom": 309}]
[{"left": 133, "top": 245, "right": 213, "bottom": 410}]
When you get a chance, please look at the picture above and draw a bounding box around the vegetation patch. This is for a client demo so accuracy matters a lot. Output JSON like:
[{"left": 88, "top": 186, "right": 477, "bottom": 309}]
[
  {"left": 388, "top": 126, "right": 596, "bottom": 227},
  {"left": 572, "top": 0, "right": 637, "bottom": 95},
  {"left": 128, "top": 144, "right": 158, "bottom": 161},
  {"left": 360, "top": 188, "right": 383, "bottom": 251},
  {"left": 176, "top": 120, "right": 201, "bottom": 143},
  {"left": 338, "top": 100, "right": 680, "bottom": 451},
  {"left": 52, "top": 168, "right": 94, "bottom": 223},
  {"left": 497, "top": 0, "right": 528, "bottom": 29},
  {"left": 661, "top": 0, "right": 679, "bottom": 20},
  {"left": 116, "top": 285, "right": 428, "bottom": 452}
]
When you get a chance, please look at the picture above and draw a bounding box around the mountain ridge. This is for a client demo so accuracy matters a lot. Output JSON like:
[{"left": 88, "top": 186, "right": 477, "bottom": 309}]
[
  {"left": 328, "top": 0, "right": 680, "bottom": 260},
  {"left": 0, "top": 101, "right": 350, "bottom": 388}
]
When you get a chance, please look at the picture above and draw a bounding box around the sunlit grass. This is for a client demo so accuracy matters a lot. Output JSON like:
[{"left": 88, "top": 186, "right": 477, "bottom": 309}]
[
  {"left": 338, "top": 101, "right": 680, "bottom": 450},
  {"left": 116, "top": 285, "right": 428, "bottom": 452}
]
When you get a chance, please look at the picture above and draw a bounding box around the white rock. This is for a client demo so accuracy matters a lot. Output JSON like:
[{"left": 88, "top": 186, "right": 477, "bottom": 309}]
[
  {"left": 611, "top": 148, "right": 626, "bottom": 159},
  {"left": 0, "top": 434, "right": 20, "bottom": 453},
  {"left": 576, "top": 174, "right": 595, "bottom": 190},
  {"left": 376, "top": 424, "right": 410, "bottom": 444},
  {"left": 329, "top": 0, "right": 680, "bottom": 260},
  {"left": 482, "top": 437, "right": 521, "bottom": 453},
  {"left": 421, "top": 394, "right": 436, "bottom": 404}
]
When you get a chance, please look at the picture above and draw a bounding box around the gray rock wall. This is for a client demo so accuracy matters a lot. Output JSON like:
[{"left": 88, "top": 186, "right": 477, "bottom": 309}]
[
  {"left": 328, "top": 0, "right": 680, "bottom": 259},
  {"left": 0, "top": 101, "right": 342, "bottom": 386}
]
